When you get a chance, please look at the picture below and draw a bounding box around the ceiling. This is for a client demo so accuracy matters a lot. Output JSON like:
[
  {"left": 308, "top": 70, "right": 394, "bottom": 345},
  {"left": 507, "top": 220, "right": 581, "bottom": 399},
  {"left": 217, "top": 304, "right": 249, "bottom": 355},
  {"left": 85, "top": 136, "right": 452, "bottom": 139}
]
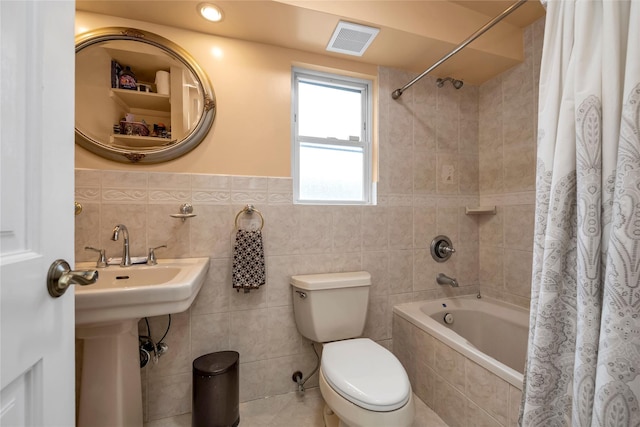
[{"left": 76, "top": 0, "right": 545, "bottom": 85}]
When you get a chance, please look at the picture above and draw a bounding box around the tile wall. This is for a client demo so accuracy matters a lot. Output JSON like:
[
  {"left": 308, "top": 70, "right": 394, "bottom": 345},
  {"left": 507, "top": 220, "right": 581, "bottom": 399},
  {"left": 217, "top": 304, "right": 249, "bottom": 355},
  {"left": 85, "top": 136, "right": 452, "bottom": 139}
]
[
  {"left": 477, "top": 18, "right": 544, "bottom": 309},
  {"left": 74, "top": 17, "right": 543, "bottom": 421},
  {"left": 74, "top": 167, "right": 478, "bottom": 421}
]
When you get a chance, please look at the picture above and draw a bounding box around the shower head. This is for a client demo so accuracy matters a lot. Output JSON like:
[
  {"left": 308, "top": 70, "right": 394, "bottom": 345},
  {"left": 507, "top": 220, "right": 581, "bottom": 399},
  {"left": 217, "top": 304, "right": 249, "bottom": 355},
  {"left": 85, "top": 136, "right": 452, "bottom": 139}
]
[{"left": 436, "top": 77, "right": 464, "bottom": 89}]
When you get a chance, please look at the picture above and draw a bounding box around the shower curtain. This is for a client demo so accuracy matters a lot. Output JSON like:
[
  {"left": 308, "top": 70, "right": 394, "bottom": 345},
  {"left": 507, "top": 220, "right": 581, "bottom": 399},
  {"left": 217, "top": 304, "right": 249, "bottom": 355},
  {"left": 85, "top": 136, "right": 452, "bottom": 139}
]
[{"left": 520, "top": 1, "right": 640, "bottom": 426}]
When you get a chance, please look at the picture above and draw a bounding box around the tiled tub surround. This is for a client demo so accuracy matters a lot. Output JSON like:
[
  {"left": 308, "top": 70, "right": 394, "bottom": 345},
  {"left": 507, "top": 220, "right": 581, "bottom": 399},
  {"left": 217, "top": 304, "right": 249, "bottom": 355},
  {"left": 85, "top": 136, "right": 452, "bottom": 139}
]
[
  {"left": 477, "top": 17, "right": 544, "bottom": 309},
  {"left": 393, "top": 297, "right": 528, "bottom": 427}
]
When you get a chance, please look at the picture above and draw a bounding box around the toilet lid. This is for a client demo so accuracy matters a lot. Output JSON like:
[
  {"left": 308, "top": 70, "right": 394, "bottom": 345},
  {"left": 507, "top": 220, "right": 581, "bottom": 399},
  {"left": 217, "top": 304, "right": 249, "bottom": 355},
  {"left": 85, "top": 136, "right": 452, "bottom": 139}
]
[{"left": 321, "top": 338, "right": 410, "bottom": 412}]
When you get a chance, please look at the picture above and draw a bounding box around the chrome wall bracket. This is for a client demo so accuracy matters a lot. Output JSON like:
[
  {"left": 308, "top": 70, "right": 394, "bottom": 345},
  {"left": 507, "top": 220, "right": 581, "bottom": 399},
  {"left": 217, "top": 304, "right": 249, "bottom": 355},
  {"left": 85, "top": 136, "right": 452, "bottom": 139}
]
[{"left": 170, "top": 203, "right": 196, "bottom": 222}]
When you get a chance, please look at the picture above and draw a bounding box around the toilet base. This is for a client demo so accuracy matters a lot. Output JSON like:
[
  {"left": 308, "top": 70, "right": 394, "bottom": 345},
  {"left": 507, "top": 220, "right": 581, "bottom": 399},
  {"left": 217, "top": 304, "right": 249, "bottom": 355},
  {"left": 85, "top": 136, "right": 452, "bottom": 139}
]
[
  {"left": 319, "top": 369, "right": 414, "bottom": 427},
  {"left": 323, "top": 404, "right": 340, "bottom": 427},
  {"left": 324, "top": 403, "right": 359, "bottom": 427}
]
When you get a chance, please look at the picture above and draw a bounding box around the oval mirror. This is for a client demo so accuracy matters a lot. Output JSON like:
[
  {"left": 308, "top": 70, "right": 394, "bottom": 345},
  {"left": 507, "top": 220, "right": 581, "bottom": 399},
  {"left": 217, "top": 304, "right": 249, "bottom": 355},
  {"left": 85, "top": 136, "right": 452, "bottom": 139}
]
[{"left": 75, "top": 28, "right": 216, "bottom": 163}]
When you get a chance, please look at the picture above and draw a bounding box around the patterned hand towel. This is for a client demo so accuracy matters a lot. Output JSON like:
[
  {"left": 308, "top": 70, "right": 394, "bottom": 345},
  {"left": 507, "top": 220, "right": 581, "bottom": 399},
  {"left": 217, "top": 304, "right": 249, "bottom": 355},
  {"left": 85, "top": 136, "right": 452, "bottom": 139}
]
[{"left": 232, "top": 229, "right": 266, "bottom": 293}]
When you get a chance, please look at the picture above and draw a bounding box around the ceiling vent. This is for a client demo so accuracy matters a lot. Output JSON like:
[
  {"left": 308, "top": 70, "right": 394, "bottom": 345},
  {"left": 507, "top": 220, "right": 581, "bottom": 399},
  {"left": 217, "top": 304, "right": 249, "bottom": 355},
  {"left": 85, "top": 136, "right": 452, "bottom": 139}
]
[{"left": 326, "top": 21, "right": 380, "bottom": 57}]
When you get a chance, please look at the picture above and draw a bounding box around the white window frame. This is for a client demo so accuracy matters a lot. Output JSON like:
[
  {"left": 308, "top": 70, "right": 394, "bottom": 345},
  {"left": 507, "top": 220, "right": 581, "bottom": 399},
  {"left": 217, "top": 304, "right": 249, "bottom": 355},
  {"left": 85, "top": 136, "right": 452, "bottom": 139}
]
[{"left": 291, "top": 67, "right": 375, "bottom": 205}]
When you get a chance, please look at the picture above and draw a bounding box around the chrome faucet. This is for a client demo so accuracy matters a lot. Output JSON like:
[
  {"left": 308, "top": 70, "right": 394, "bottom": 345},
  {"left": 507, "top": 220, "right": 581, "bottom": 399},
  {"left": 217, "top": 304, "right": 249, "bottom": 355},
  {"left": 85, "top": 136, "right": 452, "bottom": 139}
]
[
  {"left": 85, "top": 246, "right": 108, "bottom": 268},
  {"left": 111, "top": 224, "right": 132, "bottom": 267},
  {"left": 147, "top": 245, "right": 167, "bottom": 266},
  {"left": 436, "top": 273, "right": 459, "bottom": 287}
]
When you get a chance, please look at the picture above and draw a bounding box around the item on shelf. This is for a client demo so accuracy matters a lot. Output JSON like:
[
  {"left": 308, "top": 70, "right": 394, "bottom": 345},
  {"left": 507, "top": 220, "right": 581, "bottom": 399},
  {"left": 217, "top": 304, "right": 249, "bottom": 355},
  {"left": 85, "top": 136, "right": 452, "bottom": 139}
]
[
  {"left": 119, "top": 66, "right": 137, "bottom": 90},
  {"left": 155, "top": 70, "right": 170, "bottom": 95},
  {"left": 153, "top": 123, "right": 167, "bottom": 138},
  {"left": 113, "top": 124, "right": 121, "bottom": 134},
  {"left": 111, "top": 60, "right": 122, "bottom": 88},
  {"left": 120, "top": 120, "right": 150, "bottom": 136},
  {"left": 137, "top": 83, "right": 152, "bottom": 92}
]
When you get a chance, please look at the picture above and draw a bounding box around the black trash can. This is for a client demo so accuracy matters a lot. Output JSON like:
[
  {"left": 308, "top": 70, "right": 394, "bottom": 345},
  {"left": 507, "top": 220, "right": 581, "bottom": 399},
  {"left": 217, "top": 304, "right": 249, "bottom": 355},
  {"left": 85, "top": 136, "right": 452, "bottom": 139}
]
[{"left": 192, "top": 351, "right": 240, "bottom": 427}]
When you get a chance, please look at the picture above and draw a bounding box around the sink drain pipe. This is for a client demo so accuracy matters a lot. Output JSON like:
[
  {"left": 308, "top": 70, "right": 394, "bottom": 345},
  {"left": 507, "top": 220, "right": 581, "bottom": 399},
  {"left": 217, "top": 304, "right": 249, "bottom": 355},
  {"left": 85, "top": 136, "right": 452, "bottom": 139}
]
[{"left": 139, "top": 314, "right": 171, "bottom": 368}]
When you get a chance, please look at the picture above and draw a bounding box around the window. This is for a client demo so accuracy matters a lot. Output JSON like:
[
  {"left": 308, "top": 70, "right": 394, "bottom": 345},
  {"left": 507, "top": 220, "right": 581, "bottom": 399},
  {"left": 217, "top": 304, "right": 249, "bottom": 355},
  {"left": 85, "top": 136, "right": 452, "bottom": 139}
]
[{"left": 292, "top": 67, "right": 375, "bottom": 204}]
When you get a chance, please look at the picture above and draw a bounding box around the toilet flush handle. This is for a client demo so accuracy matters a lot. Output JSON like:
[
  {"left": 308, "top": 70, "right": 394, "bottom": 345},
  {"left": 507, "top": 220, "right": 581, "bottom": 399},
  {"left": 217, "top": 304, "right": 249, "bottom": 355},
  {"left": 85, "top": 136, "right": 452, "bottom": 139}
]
[{"left": 295, "top": 290, "right": 307, "bottom": 299}]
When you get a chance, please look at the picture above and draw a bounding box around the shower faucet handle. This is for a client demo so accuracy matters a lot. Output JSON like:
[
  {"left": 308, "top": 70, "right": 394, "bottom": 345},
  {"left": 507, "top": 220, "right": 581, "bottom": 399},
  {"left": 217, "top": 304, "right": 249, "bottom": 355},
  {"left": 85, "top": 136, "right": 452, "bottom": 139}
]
[
  {"left": 85, "top": 246, "right": 108, "bottom": 268},
  {"left": 440, "top": 245, "right": 455, "bottom": 255},
  {"left": 430, "top": 235, "right": 455, "bottom": 262}
]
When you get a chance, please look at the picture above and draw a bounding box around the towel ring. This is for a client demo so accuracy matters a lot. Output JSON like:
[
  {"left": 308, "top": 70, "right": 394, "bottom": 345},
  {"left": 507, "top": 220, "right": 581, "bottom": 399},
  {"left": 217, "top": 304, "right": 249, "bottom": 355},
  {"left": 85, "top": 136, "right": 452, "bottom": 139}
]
[{"left": 235, "top": 204, "right": 264, "bottom": 230}]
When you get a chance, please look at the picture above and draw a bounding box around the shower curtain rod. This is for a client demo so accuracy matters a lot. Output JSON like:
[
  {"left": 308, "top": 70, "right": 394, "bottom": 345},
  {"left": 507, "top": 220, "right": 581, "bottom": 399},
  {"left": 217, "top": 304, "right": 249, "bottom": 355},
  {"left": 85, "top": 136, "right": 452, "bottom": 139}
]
[{"left": 391, "top": 0, "right": 528, "bottom": 99}]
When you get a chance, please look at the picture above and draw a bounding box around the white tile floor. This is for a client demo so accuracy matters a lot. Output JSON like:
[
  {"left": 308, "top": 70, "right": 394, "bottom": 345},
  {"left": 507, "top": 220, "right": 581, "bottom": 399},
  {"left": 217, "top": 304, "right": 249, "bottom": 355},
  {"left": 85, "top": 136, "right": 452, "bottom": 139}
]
[{"left": 144, "top": 388, "right": 449, "bottom": 427}]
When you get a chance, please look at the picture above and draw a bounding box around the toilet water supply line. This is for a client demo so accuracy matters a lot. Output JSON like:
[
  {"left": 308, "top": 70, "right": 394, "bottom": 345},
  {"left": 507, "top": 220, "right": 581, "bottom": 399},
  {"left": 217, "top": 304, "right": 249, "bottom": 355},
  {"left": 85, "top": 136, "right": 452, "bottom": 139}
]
[{"left": 292, "top": 342, "right": 321, "bottom": 393}]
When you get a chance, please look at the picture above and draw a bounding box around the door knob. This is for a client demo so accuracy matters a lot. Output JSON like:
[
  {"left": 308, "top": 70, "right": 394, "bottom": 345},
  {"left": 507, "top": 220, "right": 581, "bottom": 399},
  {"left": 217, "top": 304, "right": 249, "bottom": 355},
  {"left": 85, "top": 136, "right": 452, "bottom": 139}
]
[{"left": 47, "top": 259, "right": 99, "bottom": 298}]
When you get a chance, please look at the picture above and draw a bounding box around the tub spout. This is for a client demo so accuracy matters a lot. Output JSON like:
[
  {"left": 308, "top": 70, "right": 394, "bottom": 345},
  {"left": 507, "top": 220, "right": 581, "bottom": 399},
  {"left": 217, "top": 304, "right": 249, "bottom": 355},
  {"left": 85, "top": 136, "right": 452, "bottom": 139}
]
[{"left": 437, "top": 273, "right": 458, "bottom": 287}]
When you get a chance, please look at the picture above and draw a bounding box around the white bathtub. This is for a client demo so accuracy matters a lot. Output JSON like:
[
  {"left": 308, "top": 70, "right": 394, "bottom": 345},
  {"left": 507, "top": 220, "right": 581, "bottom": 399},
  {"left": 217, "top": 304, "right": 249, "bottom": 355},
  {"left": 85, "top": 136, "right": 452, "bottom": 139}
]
[{"left": 393, "top": 295, "right": 529, "bottom": 388}]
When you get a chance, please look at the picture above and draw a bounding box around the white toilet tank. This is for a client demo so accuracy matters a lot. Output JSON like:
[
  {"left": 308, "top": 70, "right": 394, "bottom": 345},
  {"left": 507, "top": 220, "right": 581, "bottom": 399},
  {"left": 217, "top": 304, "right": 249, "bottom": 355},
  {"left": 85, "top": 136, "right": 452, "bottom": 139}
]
[{"left": 290, "top": 271, "right": 371, "bottom": 343}]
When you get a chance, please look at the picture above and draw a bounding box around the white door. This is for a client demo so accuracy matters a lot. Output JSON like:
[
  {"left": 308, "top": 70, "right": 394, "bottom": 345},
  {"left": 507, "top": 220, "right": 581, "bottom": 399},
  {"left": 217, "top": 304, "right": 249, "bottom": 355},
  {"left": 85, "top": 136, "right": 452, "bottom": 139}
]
[{"left": 1, "top": 1, "right": 77, "bottom": 425}]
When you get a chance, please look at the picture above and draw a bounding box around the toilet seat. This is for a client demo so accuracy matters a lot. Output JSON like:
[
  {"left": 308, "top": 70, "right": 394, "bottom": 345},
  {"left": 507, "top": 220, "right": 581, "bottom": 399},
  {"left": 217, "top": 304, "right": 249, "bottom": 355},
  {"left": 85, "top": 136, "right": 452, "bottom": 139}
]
[{"left": 321, "top": 338, "right": 410, "bottom": 412}]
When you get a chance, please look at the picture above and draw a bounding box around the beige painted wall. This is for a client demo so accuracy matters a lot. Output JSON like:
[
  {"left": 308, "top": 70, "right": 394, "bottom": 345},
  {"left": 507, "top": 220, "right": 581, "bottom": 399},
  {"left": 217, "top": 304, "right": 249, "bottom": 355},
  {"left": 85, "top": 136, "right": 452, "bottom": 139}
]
[{"left": 75, "top": 11, "right": 378, "bottom": 176}]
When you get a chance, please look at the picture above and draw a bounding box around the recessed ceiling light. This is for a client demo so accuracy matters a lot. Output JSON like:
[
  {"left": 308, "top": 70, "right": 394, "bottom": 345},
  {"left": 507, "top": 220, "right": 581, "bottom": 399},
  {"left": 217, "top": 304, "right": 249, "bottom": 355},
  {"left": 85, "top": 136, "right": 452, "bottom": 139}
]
[{"left": 199, "top": 3, "right": 224, "bottom": 22}]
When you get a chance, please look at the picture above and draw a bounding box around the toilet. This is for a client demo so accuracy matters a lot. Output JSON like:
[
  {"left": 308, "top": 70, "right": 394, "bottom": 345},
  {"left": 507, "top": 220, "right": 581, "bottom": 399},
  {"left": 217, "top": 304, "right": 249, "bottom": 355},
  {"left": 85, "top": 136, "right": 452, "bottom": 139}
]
[{"left": 290, "top": 271, "right": 415, "bottom": 427}]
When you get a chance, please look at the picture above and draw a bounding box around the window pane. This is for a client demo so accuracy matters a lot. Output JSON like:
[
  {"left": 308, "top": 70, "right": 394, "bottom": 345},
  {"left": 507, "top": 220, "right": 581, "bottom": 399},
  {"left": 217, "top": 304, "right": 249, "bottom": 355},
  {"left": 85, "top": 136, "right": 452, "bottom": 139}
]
[
  {"left": 299, "top": 142, "right": 363, "bottom": 201},
  {"left": 298, "top": 81, "right": 362, "bottom": 140}
]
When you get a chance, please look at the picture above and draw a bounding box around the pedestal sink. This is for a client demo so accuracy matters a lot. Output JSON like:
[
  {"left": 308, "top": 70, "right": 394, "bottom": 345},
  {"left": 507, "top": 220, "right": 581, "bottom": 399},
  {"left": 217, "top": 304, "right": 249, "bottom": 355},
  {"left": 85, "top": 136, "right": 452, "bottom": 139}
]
[{"left": 75, "top": 257, "right": 210, "bottom": 427}]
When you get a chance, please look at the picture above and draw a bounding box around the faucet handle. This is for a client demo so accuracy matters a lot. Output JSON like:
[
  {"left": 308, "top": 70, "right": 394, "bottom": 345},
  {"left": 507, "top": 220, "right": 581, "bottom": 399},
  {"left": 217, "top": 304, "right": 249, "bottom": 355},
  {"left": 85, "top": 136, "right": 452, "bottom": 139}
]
[
  {"left": 147, "top": 245, "right": 167, "bottom": 266},
  {"left": 85, "top": 246, "right": 107, "bottom": 268},
  {"left": 440, "top": 245, "right": 455, "bottom": 255},
  {"left": 430, "top": 235, "right": 455, "bottom": 262}
]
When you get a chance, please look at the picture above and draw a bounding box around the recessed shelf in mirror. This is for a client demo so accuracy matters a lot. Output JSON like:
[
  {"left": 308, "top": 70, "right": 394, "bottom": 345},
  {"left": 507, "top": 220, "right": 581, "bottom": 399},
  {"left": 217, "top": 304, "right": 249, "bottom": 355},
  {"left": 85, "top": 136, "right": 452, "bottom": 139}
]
[
  {"left": 110, "top": 134, "right": 176, "bottom": 148},
  {"left": 110, "top": 89, "right": 170, "bottom": 112}
]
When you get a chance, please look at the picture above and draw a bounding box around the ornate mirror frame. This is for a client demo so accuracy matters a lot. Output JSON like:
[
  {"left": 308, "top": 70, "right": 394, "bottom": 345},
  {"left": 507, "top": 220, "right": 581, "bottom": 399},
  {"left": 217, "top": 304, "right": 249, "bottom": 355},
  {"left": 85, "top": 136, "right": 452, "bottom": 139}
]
[{"left": 75, "top": 27, "right": 216, "bottom": 163}]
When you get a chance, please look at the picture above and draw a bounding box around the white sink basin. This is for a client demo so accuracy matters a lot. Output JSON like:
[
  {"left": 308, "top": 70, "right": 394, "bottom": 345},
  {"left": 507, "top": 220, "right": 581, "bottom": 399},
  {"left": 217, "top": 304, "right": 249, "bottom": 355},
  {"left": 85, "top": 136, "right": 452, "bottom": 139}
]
[{"left": 75, "top": 257, "right": 210, "bottom": 326}]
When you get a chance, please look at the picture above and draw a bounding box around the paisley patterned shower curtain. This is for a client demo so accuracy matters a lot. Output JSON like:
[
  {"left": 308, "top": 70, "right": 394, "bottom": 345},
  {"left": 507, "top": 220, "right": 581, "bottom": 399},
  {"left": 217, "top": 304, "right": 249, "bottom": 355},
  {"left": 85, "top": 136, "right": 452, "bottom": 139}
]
[{"left": 520, "top": 0, "right": 640, "bottom": 426}]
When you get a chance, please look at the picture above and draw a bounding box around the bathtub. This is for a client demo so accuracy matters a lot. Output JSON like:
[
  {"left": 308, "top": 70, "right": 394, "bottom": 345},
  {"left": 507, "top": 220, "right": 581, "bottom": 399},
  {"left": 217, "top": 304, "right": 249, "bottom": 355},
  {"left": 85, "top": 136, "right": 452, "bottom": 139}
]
[{"left": 392, "top": 295, "right": 530, "bottom": 426}]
